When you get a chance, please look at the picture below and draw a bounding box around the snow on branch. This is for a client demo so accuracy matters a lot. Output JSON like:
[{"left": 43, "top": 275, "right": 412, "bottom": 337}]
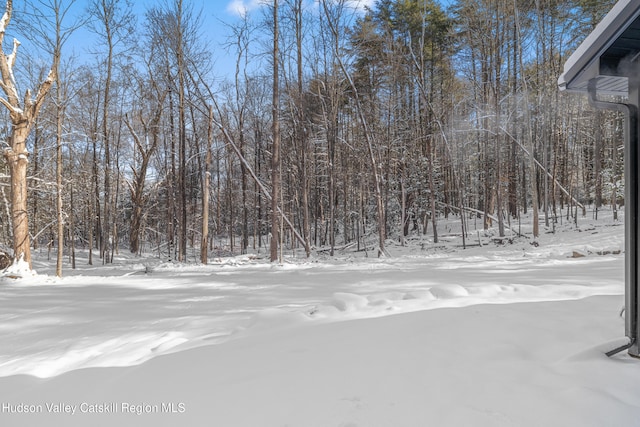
[
  {"left": 0, "top": 1, "right": 10, "bottom": 37},
  {"left": 7, "top": 37, "right": 17, "bottom": 68},
  {"left": 0, "top": 94, "right": 21, "bottom": 115},
  {"left": 29, "top": 67, "right": 56, "bottom": 118},
  {"left": 6, "top": 37, "right": 19, "bottom": 92},
  {"left": 0, "top": 12, "right": 7, "bottom": 36}
]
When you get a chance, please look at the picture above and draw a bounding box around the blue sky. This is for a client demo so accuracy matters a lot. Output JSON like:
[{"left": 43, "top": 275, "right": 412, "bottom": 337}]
[
  {"left": 35, "top": 0, "right": 245, "bottom": 81},
  {"left": 10, "top": 0, "right": 375, "bottom": 82}
]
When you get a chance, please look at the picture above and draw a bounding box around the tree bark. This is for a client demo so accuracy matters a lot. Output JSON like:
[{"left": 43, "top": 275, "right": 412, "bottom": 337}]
[
  {"left": 56, "top": 83, "right": 64, "bottom": 277},
  {"left": 5, "top": 122, "right": 32, "bottom": 266},
  {"left": 271, "top": 0, "right": 281, "bottom": 262},
  {"left": 100, "top": 1, "right": 113, "bottom": 264},
  {"left": 176, "top": 0, "right": 188, "bottom": 262},
  {"left": 295, "top": 0, "right": 311, "bottom": 257},
  {"left": 201, "top": 105, "right": 213, "bottom": 264}
]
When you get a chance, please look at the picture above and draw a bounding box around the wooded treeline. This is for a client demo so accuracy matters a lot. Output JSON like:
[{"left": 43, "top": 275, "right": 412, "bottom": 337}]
[{"left": 0, "top": 0, "right": 623, "bottom": 271}]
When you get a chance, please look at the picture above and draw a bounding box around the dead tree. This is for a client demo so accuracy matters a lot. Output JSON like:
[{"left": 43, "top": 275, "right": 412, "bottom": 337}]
[{"left": 0, "top": 0, "right": 58, "bottom": 269}]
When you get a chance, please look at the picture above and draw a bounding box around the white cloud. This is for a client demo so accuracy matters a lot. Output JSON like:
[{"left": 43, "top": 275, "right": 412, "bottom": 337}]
[
  {"left": 226, "top": 0, "right": 372, "bottom": 19},
  {"left": 312, "top": 0, "right": 375, "bottom": 15},
  {"left": 226, "top": 0, "right": 265, "bottom": 18},
  {"left": 345, "top": 0, "right": 375, "bottom": 12}
]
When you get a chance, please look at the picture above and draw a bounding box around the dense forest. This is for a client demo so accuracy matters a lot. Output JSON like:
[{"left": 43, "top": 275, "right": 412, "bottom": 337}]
[{"left": 0, "top": 0, "right": 622, "bottom": 273}]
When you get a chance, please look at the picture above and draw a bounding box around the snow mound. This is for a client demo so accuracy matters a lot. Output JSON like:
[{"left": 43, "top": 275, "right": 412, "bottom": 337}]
[
  {"left": 429, "top": 284, "right": 469, "bottom": 299},
  {"left": 403, "top": 290, "right": 437, "bottom": 301},
  {"left": 0, "top": 331, "right": 188, "bottom": 378},
  {"left": 331, "top": 292, "right": 370, "bottom": 312},
  {"left": 1, "top": 256, "right": 37, "bottom": 279}
]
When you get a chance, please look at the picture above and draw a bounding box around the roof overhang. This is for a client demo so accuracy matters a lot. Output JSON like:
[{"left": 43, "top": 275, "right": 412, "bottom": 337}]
[{"left": 558, "top": 0, "right": 640, "bottom": 97}]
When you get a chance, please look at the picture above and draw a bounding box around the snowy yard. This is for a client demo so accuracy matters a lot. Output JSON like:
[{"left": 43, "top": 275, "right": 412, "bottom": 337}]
[{"left": 1, "top": 214, "right": 639, "bottom": 426}]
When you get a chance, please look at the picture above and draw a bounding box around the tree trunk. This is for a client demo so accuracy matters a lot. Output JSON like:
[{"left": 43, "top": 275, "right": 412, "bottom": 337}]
[
  {"left": 102, "top": 29, "right": 113, "bottom": 264},
  {"left": 295, "top": 0, "right": 311, "bottom": 257},
  {"left": 427, "top": 138, "right": 438, "bottom": 244},
  {"left": 91, "top": 135, "right": 100, "bottom": 265},
  {"left": 270, "top": 0, "right": 281, "bottom": 262},
  {"left": 56, "top": 84, "right": 64, "bottom": 277},
  {"left": 176, "top": 0, "right": 188, "bottom": 262},
  {"left": 201, "top": 106, "right": 213, "bottom": 264},
  {"left": 168, "top": 89, "right": 176, "bottom": 261},
  {"left": 328, "top": 123, "right": 336, "bottom": 256},
  {"left": 5, "top": 122, "right": 32, "bottom": 266},
  {"left": 594, "top": 109, "right": 603, "bottom": 212},
  {"left": 70, "top": 183, "right": 76, "bottom": 269},
  {"left": 0, "top": 2, "right": 57, "bottom": 269}
]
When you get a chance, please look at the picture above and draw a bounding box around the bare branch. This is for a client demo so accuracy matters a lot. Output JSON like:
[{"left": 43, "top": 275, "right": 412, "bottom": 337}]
[
  {"left": 124, "top": 113, "right": 144, "bottom": 154},
  {"left": 28, "top": 67, "right": 56, "bottom": 121},
  {"left": 0, "top": 93, "right": 20, "bottom": 115}
]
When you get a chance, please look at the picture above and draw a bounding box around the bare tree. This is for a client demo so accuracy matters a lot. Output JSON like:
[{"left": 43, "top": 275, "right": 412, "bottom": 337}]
[
  {"left": 87, "top": 0, "right": 134, "bottom": 263},
  {"left": 123, "top": 73, "right": 166, "bottom": 255},
  {"left": 25, "top": 0, "right": 84, "bottom": 277},
  {"left": 321, "top": 0, "right": 387, "bottom": 256},
  {"left": 12, "top": 0, "right": 83, "bottom": 276},
  {"left": 0, "top": 0, "right": 58, "bottom": 269},
  {"left": 145, "top": 0, "right": 208, "bottom": 261}
]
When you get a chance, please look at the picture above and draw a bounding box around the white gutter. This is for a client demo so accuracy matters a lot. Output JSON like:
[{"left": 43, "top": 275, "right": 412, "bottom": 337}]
[{"left": 558, "top": 0, "right": 640, "bottom": 93}]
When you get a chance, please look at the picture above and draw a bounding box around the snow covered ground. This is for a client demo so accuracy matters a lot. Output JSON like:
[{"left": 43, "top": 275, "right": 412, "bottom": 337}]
[{"left": 1, "top": 211, "right": 639, "bottom": 426}]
